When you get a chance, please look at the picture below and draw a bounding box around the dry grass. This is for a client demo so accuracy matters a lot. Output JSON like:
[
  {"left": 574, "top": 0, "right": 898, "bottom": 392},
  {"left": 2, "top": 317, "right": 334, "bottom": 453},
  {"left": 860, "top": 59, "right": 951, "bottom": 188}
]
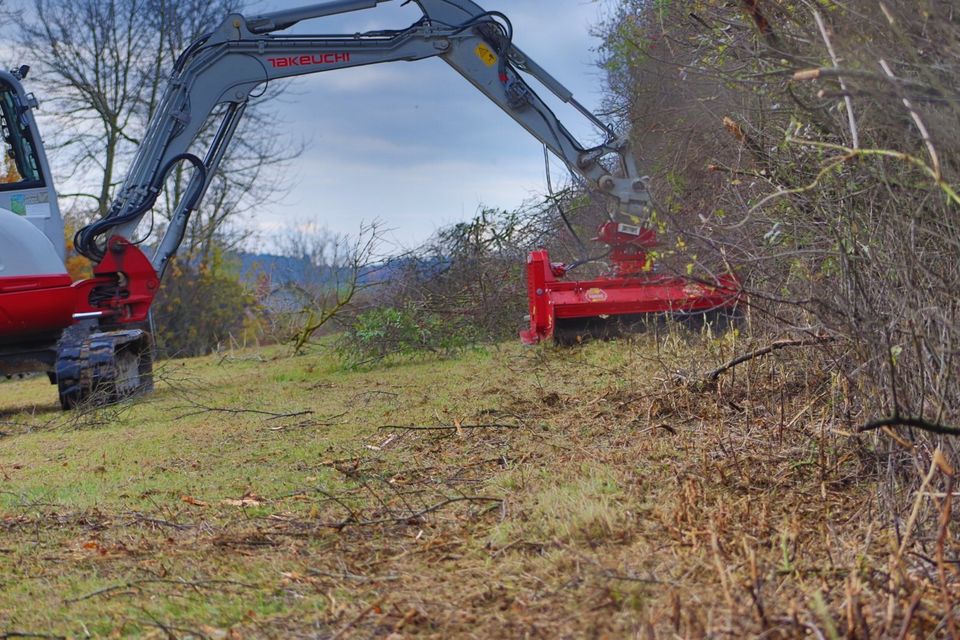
[{"left": 0, "top": 331, "right": 956, "bottom": 637}]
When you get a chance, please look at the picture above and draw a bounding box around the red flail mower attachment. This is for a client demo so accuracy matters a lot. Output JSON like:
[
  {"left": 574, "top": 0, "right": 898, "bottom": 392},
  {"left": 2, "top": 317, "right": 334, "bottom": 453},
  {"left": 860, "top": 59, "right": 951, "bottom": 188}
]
[{"left": 520, "top": 222, "right": 743, "bottom": 344}]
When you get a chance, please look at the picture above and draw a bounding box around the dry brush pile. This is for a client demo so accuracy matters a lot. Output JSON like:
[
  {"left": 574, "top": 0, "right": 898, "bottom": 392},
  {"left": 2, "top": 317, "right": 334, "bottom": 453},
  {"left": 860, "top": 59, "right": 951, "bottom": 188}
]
[{"left": 597, "top": 0, "right": 960, "bottom": 601}]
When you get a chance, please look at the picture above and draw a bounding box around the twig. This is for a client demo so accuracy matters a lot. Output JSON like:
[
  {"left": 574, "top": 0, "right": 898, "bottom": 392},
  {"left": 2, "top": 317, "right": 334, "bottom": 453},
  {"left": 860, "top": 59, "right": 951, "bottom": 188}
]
[
  {"left": 879, "top": 59, "right": 940, "bottom": 179},
  {"left": 936, "top": 474, "right": 957, "bottom": 640},
  {"left": 752, "top": 137, "right": 960, "bottom": 208},
  {"left": 895, "top": 592, "right": 923, "bottom": 640},
  {"left": 138, "top": 609, "right": 203, "bottom": 640},
  {"left": 791, "top": 66, "right": 949, "bottom": 97},
  {"left": 747, "top": 154, "right": 849, "bottom": 214},
  {"left": 267, "top": 411, "right": 348, "bottom": 431},
  {"left": 309, "top": 487, "right": 362, "bottom": 525},
  {"left": 896, "top": 454, "right": 942, "bottom": 563},
  {"left": 600, "top": 570, "right": 667, "bottom": 584},
  {"left": 812, "top": 9, "right": 858, "bottom": 147},
  {"left": 858, "top": 416, "right": 960, "bottom": 437},
  {"left": 330, "top": 598, "right": 385, "bottom": 640},
  {"left": 0, "top": 634, "right": 66, "bottom": 639},
  {"left": 705, "top": 336, "right": 836, "bottom": 381},
  {"left": 336, "top": 496, "right": 503, "bottom": 529}
]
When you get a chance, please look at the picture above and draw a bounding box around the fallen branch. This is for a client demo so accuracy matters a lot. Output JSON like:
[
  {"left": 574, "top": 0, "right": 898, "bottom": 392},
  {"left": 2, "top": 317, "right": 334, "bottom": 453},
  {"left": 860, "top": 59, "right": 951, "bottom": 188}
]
[
  {"left": 377, "top": 424, "right": 521, "bottom": 432},
  {"left": 64, "top": 578, "right": 256, "bottom": 604},
  {"left": 125, "top": 512, "right": 193, "bottom": 531},
  {"left": 307, "top": 569, "right": 401, "bottom": 583},
  {"left": 857, "top": 416, "right": 960, "bottom": 437},
  {"left": 173, "top": 399, "right": 313, "bottom": 421},
  {"left": 705, "top": 336, "right": 836, "bottom": 381}
]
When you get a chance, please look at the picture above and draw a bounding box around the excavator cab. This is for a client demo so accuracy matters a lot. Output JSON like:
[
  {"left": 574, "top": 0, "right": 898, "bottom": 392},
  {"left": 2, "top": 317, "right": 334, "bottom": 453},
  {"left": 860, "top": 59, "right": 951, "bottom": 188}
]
[
  {"left": 0, "top": 68, "right": 64, "bottom": 263},
  {"left": 0, "top": 68, "right": 72, "bottom": 357}
]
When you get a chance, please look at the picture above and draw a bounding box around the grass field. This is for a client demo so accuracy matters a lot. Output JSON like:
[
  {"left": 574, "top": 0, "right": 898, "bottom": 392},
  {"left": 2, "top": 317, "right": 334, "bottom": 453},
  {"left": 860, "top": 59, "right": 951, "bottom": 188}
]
[{"left": 0, "top": 333, "right": 953, "bottom": 638}]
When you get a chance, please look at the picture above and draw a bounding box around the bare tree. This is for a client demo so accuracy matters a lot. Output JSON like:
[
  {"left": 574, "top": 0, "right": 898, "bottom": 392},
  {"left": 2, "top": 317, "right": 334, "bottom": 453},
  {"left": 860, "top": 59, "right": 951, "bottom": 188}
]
[
  {"left": 19, "top": 0, "right": 299, "bottom": 263},
  {"left": 283, "top": 221, "right": 385, "bottom": 354},
  {"left": 275, "top": 219, "right": 351, "bottom": 297}
]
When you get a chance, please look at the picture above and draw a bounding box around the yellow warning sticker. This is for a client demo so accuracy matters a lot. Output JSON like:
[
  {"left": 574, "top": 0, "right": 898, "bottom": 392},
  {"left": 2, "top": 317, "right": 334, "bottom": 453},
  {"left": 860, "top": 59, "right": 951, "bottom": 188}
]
[{"left": 475, "top": 43, "right": 498, "bottom": 67}]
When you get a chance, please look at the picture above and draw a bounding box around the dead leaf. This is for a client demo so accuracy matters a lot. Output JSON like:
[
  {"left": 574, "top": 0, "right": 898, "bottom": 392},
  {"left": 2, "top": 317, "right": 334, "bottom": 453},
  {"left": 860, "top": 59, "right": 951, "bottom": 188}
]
[
  {"left": 198, "top": 625, "right": 229, "bottom": 640},
  {"left": 181, "top": 495, "right": 208, "bottom": 507},
  {"left": 792, "top": 68, "right": 822, "bottom": 81},
  {"left": 221, "top": 495, "right": 263, "bottom": 508}
]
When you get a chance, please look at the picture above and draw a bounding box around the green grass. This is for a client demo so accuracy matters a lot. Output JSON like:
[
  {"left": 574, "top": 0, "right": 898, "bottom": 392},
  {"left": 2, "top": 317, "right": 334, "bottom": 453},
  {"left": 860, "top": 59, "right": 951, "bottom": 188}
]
[
  {"left": 0, "top": 342, "right": 558, "bottom": 635},
  {"left": 0, "top": 333, "right": 933, "bottom": 638}
]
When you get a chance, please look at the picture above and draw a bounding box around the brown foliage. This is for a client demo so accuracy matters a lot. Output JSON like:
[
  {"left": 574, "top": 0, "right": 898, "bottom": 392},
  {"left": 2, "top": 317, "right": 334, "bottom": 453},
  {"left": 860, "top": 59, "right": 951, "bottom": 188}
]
[
  {"left": 151, "top": 255, "right": 253, "bottom": 358},
  {"left": 600, "top": 0, "right": 960, "bottom": 459}
]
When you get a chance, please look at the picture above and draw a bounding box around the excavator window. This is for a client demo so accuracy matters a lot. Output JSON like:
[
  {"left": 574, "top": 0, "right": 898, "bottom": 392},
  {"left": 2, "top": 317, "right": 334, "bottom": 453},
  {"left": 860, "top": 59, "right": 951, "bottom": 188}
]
[{"left": 0, "top": 82, "right": 43, "bottom": 191}]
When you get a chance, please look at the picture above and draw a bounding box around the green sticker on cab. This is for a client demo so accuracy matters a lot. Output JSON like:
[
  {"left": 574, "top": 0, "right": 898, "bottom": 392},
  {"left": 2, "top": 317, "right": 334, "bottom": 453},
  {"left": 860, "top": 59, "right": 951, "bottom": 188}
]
[{"left": 10, "top": 195, "right": 25, "bottom": 216}]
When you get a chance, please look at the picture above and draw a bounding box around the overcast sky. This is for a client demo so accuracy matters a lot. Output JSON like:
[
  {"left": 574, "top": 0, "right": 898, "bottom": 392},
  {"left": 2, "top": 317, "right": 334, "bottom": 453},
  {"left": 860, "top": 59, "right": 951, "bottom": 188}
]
[{"left": 244, "top": 0, "right": 612, "bottom": 250}]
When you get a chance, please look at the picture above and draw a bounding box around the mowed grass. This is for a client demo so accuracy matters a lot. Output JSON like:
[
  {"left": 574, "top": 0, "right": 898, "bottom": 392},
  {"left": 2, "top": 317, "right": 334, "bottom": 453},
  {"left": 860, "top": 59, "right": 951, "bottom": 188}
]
[{"left": 0, "top": 334, "right": 949, "bottom": 637}]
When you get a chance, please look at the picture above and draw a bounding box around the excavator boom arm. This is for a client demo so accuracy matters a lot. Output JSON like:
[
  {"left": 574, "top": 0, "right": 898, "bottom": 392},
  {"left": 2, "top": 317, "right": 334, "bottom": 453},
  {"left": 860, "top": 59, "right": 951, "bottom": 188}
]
[{"left": 75, "top": 0, "right": 650, "bottom": 276}]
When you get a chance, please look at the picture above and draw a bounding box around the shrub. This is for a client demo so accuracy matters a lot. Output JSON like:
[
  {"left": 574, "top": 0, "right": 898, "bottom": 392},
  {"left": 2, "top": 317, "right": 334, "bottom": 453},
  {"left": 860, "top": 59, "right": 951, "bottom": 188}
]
[
  {"left": 337, "top": 306, "right": 480, "bottom": 367},
  {"left": 151, "top": 256, "right": 254, "bottom": 358}
]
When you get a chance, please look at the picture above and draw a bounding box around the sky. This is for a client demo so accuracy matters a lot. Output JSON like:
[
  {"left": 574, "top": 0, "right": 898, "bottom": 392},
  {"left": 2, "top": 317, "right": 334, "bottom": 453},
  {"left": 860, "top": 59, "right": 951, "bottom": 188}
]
[{"left": 243, "top": 0, "right": 613, "bottom": 250}]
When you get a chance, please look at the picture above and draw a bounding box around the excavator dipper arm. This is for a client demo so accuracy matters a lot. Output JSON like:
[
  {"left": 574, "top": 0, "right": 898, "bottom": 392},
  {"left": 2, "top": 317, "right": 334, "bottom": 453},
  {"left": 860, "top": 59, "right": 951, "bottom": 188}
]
[{"left": 74, "top": 0, "right": 650, "bottom": 278}]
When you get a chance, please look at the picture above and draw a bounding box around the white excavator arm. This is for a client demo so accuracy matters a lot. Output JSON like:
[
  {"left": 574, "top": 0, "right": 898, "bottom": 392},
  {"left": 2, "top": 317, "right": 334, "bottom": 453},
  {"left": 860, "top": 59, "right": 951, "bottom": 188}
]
[{"left": 74, "top": 0, "right": 650, "bottom": 276}]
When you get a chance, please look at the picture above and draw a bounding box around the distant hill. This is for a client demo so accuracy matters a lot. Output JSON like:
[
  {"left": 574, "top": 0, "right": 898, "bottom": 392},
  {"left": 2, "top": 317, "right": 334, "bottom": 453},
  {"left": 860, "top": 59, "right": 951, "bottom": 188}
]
[
  {"left": 234, "top": 252, "right": 449, "bottom": 290},
  {"left": 235, "top": 252, "right": 318, "bottom": 286}
]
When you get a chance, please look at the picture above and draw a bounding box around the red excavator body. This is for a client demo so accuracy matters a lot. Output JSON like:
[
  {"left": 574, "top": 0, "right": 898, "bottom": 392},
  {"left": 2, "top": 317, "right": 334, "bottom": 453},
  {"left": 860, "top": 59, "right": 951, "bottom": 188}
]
[{"left": 0, "top": 238, "right": 159, "bottom": 340}]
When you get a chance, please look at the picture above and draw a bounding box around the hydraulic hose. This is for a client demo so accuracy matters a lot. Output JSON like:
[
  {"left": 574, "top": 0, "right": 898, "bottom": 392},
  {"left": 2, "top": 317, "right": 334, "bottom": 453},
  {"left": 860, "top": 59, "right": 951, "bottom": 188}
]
[{"left": 75, "top": 153, "right": 207, "bottom": 262}]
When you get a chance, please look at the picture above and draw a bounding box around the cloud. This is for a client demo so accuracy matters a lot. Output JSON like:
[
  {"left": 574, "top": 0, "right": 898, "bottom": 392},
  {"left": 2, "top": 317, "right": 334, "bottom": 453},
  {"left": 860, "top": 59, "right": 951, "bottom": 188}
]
[
  {"left": 255, "top": 0, "right": 613, "bottom": 243},
  {"left": 255, "top": 148, "right": 549, "bottom": 248}
]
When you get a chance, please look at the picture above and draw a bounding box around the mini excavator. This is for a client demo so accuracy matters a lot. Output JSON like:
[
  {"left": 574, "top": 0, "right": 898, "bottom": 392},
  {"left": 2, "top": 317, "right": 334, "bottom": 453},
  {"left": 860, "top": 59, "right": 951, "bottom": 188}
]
[{"left": 0, "top": 0, "right": 741, "bottom": 409}]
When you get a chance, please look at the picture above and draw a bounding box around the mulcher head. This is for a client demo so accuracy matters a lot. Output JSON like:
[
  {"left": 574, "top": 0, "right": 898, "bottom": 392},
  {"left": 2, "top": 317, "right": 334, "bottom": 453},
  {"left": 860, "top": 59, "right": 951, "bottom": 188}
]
[{"left": 520, "top": 223, "right": 743, "bottom": 345}]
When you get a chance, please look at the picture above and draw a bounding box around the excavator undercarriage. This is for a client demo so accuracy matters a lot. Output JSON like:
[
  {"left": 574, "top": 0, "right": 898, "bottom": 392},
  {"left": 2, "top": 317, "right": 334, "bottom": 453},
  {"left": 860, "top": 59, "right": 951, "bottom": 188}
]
[{"left": 55, "top": 324, "right": 154, "bottom": 410}]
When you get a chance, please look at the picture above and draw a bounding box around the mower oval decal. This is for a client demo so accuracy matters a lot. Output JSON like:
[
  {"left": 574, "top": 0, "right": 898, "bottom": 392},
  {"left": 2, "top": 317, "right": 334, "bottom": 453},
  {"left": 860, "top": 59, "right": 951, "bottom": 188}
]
[
  {"left": 683, "top": 283, "right": 708, "bottom": 298},
  {"left": 584, "top": 288, "right": 608, "bottom": 302}
]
